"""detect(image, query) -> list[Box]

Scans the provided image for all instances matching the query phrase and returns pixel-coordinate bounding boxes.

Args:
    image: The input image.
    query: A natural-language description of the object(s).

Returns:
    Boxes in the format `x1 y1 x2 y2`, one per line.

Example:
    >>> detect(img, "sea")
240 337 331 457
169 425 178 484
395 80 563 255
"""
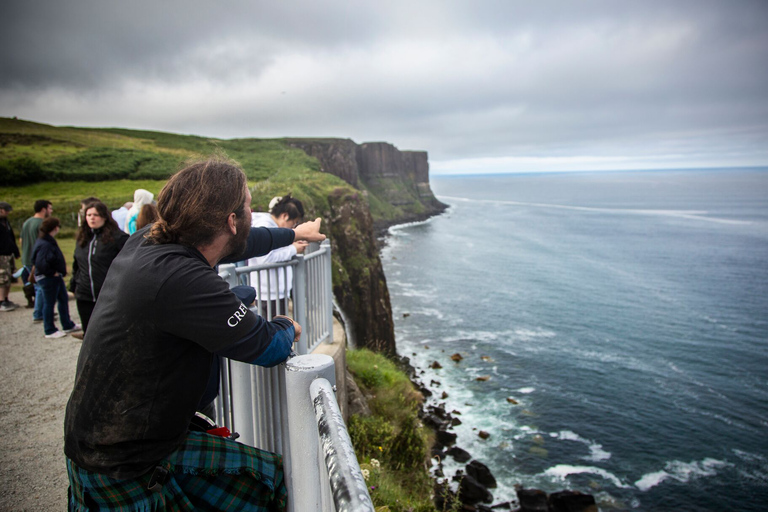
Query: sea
380 168 768 511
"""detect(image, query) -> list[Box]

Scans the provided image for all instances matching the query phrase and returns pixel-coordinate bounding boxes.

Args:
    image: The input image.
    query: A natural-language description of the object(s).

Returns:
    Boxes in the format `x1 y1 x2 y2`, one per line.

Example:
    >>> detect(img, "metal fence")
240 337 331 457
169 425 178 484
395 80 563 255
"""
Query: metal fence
215 239 373 511
218 239 334 355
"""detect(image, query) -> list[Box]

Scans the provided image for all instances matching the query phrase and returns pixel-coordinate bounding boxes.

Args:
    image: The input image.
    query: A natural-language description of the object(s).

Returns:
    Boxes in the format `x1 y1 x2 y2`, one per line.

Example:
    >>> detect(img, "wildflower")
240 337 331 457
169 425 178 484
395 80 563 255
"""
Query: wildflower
378 445 383 452
362 469 370 481
370 458 380 469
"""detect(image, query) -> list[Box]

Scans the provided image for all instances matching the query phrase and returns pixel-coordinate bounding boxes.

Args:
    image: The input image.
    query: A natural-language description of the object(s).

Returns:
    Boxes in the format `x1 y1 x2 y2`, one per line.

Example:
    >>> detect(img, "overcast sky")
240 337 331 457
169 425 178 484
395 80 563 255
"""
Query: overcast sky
2 1 767 174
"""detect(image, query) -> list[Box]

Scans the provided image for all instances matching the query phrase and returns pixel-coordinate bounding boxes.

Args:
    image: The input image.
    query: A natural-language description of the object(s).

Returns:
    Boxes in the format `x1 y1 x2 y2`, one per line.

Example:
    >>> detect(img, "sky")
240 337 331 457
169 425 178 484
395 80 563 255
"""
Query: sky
2 1 768 175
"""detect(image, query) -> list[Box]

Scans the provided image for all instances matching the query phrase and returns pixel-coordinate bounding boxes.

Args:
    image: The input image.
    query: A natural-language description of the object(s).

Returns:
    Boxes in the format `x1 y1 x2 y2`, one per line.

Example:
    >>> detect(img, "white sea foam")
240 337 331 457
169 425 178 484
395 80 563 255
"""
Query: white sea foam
634 458 731 491
517 387 535 394
543 465 631 489
552 430 611 462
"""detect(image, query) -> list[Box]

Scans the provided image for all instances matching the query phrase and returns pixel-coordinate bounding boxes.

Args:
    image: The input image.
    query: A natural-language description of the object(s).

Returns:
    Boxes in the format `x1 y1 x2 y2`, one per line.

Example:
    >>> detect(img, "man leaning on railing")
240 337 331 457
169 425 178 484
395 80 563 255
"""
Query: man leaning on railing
62 157 325 511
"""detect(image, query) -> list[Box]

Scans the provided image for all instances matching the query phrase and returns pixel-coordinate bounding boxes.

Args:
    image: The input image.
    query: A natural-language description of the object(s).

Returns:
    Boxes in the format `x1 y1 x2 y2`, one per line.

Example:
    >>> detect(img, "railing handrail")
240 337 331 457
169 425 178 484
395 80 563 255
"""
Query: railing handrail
218 239 333 355
311 378 375 512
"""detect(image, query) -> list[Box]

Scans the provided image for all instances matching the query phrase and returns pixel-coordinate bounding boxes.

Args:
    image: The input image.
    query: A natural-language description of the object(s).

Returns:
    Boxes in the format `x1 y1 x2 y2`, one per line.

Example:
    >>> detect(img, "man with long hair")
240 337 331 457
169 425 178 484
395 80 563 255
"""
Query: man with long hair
64 157 325 511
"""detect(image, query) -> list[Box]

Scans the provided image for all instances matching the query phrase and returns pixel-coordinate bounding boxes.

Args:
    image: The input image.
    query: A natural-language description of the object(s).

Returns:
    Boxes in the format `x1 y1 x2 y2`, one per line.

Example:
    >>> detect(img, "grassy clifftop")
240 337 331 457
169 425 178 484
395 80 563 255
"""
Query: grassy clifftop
1 117 396 353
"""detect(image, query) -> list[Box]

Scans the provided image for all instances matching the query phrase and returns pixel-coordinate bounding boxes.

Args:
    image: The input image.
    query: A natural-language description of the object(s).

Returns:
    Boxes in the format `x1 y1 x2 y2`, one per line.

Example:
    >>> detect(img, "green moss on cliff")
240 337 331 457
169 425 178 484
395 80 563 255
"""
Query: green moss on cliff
347 349 438 511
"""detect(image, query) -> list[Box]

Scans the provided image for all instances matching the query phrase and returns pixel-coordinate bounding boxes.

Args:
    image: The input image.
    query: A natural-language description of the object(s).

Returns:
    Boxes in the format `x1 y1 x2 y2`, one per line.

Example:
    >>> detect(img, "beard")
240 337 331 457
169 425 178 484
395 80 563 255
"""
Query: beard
224 213 251 260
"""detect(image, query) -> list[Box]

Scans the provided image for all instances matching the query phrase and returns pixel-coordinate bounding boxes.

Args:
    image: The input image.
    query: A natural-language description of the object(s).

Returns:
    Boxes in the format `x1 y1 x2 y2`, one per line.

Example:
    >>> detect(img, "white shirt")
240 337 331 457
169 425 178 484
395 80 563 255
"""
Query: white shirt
247 213 297 300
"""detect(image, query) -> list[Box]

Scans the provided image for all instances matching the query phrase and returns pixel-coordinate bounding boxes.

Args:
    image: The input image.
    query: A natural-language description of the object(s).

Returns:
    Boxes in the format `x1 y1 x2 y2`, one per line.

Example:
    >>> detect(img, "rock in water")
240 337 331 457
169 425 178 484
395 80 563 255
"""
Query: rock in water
476 375 490 381
466 460 497 489
430 361 442 369
549 490 598 512
478 430 491 440
451 353 463 362
517 489 549 512
436 429 457 446
457 474 493 505
447 446 471 463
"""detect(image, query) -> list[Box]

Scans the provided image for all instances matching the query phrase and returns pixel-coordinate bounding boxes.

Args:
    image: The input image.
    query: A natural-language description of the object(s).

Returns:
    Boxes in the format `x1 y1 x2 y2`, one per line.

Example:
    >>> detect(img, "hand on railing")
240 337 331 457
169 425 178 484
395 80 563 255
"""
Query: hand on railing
274 315 302 344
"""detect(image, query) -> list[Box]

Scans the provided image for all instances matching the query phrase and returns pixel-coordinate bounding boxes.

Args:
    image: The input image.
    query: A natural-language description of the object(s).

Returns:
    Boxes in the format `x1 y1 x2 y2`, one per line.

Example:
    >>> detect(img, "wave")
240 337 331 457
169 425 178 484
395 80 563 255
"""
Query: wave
437 195 752 225
634 458 731 492
543 464 631 489
551 430 611 462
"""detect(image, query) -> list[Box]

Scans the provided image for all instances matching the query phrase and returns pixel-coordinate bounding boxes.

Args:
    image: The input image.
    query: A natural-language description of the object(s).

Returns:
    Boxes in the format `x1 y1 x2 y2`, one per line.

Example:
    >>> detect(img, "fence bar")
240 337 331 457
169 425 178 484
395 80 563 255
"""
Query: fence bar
293 254 308 354
311 378 375 512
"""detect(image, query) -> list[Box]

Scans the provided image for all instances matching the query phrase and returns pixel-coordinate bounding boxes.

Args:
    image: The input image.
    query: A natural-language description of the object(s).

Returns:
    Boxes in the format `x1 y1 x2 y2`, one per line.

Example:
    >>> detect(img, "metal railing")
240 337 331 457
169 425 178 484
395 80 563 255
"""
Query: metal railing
215 239 373 511
218 239 334 355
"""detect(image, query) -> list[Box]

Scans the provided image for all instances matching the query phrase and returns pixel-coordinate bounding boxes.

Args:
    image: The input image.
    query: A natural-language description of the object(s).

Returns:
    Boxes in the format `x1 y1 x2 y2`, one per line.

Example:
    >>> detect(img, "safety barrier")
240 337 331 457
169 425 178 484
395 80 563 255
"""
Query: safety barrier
216 239 373 511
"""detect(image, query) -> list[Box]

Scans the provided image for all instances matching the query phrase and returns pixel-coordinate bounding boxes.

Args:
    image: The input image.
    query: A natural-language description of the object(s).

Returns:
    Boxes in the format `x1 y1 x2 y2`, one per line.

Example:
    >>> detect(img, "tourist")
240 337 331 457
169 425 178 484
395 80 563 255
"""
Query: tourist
20 199 52 315
125 188 154 234
31 217 81 339
248 195 308 318
64 157 325 510
135 203 159 231
0 201 21 312
71 201 129 338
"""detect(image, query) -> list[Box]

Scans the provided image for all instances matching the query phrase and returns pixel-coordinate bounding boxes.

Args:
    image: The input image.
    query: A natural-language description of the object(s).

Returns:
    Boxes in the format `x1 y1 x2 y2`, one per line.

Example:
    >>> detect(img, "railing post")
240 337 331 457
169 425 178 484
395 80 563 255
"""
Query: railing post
323 240 333 344
218 263 239 289
283 354 336 512
293 254 308 355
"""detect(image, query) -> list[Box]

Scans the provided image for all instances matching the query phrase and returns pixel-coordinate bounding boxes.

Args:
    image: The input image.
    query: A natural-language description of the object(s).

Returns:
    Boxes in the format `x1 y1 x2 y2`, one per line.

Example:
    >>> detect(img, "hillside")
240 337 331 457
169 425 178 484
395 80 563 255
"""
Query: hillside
0 117 445 354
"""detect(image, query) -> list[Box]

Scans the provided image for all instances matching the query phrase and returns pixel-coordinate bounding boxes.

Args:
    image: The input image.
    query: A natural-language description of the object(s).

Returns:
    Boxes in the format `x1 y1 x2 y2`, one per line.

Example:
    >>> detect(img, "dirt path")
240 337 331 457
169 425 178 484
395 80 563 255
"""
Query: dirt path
0 290 82 511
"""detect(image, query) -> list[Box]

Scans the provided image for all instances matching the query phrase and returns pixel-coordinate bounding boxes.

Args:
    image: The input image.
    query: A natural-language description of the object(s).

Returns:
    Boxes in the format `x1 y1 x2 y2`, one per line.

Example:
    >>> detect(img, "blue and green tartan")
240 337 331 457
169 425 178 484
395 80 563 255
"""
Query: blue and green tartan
67 431 287 511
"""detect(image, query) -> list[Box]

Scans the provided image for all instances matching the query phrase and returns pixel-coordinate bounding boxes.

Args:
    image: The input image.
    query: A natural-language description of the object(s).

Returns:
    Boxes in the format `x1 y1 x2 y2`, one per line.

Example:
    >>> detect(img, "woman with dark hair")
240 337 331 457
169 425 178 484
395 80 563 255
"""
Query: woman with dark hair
31 217 81 339
135 203 158 231
247 194 307 318
71 201 129 337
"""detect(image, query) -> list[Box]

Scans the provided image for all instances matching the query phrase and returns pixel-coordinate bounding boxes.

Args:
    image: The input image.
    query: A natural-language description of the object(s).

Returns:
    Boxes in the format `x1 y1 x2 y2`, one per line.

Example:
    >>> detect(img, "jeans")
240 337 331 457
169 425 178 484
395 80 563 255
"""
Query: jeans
38 276 76 335
21 266 44 320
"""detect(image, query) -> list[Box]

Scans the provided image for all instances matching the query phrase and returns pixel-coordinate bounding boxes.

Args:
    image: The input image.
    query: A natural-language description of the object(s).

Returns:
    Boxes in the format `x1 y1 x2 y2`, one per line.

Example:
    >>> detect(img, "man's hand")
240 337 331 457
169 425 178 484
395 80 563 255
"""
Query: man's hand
274 315 302 343
294 218 326 243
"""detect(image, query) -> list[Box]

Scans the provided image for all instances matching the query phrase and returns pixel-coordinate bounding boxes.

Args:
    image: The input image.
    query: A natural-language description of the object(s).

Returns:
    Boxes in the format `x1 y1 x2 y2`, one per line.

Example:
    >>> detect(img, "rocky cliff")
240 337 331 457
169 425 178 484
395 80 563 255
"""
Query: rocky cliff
285 138 446 355
287 139 447 232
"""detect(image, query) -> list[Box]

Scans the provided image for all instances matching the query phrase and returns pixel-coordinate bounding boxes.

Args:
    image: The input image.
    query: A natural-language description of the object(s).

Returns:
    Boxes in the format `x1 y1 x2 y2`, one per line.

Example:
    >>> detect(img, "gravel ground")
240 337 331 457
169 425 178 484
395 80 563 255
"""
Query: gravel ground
0 290 82 512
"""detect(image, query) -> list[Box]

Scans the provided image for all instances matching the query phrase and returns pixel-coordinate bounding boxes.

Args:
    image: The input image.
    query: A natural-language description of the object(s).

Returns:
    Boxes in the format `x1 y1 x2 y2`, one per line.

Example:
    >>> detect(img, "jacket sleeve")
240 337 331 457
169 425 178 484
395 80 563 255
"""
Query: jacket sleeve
221 226 295 264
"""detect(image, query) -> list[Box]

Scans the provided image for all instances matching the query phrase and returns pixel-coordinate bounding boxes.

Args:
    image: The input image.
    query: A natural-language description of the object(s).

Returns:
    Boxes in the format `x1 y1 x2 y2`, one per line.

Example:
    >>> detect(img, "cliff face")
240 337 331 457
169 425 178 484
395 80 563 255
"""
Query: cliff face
287 138 445 355
326 187 395 355
287 139 447 232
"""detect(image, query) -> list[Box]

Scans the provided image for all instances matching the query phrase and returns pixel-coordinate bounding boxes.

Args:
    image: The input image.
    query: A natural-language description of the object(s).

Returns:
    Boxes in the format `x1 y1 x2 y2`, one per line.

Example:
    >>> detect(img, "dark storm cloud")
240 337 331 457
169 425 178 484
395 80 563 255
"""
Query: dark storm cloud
2 0 767 172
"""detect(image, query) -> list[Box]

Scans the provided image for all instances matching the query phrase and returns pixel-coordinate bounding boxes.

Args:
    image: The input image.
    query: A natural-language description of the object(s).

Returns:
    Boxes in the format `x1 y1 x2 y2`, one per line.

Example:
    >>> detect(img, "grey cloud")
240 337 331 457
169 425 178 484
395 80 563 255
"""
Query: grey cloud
2 0 767 170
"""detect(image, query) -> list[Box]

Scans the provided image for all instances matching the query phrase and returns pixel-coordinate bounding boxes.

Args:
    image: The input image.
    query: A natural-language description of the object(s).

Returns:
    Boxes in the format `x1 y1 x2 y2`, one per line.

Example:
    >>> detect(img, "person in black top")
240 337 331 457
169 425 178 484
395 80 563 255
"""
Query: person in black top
71 200 129 335
31 217 82 339
0 201 20 311
64 157 325 510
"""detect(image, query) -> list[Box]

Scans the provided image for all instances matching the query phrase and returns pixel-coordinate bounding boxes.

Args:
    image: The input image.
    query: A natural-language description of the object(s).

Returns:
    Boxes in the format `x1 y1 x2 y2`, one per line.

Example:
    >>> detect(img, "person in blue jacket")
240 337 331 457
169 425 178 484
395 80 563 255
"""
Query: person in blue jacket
31 217 81 339
64 157 326 511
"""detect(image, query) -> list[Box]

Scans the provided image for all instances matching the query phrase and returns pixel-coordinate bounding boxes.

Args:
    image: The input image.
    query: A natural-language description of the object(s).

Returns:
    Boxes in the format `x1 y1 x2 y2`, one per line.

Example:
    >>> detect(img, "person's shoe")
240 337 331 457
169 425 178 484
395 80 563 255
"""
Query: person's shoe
45 331 67 339
71 332 84 341
0 301 18 312
64 324 82 333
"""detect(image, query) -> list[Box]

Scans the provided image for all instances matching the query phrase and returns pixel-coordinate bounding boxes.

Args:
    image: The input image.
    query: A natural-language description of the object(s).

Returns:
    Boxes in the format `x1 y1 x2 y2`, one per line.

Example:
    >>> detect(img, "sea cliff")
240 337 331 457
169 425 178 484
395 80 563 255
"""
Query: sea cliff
286 138 446 354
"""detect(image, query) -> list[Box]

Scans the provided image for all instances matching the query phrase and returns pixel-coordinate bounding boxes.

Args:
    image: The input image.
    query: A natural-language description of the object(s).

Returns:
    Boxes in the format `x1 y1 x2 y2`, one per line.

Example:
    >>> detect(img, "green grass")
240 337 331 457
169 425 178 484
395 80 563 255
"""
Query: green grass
347 349 439 511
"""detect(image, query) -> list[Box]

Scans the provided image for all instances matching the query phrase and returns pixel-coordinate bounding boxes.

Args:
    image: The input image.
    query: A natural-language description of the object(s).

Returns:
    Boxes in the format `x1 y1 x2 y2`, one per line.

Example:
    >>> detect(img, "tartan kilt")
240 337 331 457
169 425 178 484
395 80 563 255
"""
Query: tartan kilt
67 431 287 512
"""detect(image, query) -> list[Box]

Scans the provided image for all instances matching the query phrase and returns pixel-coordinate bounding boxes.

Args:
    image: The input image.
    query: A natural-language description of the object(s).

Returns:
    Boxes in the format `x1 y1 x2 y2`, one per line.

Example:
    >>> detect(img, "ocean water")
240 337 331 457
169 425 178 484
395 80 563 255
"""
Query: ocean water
380 169 768 511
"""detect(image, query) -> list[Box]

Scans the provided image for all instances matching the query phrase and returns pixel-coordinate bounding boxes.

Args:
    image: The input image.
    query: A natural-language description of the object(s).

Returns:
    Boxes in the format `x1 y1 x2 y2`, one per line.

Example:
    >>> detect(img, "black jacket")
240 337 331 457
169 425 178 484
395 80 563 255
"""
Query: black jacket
0 218 20 257
31 234 66 278
72 228 129 302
